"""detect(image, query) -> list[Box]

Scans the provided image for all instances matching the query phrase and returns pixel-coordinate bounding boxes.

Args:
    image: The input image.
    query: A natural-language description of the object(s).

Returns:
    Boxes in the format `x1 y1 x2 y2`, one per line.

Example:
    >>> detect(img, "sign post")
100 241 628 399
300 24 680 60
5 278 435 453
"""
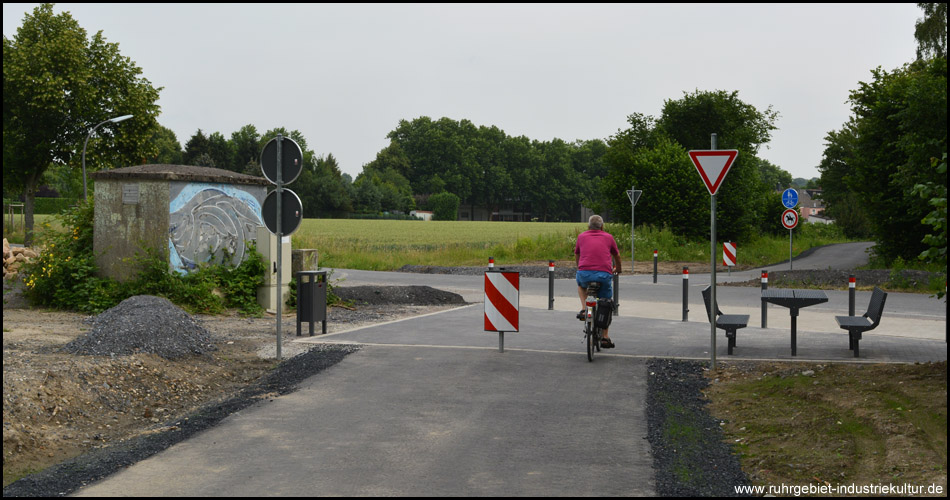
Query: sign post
689 136 738 370
260 134 303 360
782 208 799 269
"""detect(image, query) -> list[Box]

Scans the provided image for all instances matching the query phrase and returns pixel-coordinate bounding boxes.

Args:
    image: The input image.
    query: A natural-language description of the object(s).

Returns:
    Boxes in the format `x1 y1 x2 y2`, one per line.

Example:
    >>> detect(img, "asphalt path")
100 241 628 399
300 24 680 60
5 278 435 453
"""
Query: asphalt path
72 242 947 496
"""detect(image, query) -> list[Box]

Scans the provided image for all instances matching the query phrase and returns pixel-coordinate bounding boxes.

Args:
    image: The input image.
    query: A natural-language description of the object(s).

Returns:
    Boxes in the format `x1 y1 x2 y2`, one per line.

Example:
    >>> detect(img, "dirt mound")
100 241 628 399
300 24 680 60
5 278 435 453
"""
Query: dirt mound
62 295 216 360
335 285 466 306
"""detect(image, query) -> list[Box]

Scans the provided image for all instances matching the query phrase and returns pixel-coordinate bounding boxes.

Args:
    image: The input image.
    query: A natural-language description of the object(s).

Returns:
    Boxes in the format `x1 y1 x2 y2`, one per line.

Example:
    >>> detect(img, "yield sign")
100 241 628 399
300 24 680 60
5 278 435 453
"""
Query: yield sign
688 150 739 195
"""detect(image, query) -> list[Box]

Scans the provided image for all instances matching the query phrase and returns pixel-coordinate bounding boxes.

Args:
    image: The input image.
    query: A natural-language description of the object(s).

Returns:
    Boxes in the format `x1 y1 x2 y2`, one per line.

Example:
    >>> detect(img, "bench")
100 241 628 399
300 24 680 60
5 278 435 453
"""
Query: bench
702 286 750 355
835 287 887 357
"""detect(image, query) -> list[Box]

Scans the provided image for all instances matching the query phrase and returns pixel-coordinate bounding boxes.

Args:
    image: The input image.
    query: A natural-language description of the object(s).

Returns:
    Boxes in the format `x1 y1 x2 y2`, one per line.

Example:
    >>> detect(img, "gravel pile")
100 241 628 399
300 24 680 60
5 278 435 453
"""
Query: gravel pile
398 264 576 279
335 285 467 305
646 358 750 497
63 295 216 360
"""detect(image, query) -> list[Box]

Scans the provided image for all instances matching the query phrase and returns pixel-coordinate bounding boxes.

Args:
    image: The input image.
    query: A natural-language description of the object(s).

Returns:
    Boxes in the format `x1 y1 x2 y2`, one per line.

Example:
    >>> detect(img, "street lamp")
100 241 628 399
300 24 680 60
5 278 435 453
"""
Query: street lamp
81 114 133 200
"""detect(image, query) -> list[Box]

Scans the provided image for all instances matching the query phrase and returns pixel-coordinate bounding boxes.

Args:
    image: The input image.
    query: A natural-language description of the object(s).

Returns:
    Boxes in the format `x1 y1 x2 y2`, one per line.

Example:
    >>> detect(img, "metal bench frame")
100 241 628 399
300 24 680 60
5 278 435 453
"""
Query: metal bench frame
702 286 750 355
835 286 887 357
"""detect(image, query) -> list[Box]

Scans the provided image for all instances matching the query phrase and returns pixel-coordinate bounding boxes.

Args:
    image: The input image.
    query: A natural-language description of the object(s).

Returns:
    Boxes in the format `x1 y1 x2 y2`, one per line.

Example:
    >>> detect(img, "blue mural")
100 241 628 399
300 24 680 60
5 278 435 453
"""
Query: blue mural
168 183 262 274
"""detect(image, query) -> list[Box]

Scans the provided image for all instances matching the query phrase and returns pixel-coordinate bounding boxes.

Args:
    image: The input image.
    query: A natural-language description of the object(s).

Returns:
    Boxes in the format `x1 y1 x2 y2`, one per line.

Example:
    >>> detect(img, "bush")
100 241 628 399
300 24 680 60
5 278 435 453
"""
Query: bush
21 201 268 316
429 192 460 221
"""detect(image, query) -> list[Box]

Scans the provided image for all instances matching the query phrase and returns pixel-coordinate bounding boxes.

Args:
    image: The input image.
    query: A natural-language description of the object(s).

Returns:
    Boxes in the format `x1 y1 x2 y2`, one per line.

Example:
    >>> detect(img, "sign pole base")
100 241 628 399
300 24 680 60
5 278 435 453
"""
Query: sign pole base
499 331 504 353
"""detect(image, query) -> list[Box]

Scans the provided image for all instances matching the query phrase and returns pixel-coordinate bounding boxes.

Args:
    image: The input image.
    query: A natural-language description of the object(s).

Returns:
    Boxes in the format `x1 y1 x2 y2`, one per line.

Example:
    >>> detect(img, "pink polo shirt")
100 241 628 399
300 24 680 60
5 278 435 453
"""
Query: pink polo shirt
574 229 619 274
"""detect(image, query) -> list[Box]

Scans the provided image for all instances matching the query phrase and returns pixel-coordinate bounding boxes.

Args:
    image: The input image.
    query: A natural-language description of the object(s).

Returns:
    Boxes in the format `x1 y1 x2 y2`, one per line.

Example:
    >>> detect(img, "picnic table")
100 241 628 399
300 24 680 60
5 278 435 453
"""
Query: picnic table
761 289 829 356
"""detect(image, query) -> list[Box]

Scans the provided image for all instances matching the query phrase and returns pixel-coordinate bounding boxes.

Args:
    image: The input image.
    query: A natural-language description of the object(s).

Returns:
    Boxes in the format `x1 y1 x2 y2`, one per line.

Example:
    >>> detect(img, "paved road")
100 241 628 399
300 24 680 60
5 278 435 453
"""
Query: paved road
73 242 947 496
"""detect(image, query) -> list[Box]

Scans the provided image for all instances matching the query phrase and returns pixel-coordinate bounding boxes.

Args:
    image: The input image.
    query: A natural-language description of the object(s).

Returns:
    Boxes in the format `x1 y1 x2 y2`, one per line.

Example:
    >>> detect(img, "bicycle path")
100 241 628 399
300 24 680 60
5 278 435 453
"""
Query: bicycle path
74 310 654 496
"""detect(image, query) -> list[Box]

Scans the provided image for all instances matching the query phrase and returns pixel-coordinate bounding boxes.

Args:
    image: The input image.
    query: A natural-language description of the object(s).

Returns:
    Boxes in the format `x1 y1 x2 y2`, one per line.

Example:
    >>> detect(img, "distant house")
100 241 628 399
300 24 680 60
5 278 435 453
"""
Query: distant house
410 210 434 221
798 188 827 223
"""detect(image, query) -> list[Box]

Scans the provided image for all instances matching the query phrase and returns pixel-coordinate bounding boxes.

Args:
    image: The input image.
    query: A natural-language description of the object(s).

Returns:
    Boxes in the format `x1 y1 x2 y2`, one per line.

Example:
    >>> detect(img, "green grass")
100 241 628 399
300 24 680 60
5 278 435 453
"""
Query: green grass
291 219 855 271
8 215 856 271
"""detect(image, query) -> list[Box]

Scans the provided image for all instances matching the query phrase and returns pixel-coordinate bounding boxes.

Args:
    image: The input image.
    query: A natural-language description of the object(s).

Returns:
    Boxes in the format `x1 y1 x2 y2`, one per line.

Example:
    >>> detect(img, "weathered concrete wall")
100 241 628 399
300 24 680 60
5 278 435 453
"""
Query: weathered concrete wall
94 179 170 281
92 165 269 281
168 182 265 274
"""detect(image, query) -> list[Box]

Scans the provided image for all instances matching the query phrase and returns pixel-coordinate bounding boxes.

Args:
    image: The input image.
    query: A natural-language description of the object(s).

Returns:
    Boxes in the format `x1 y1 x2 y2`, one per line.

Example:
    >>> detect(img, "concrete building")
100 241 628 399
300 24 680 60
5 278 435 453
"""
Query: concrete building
91 164 269 281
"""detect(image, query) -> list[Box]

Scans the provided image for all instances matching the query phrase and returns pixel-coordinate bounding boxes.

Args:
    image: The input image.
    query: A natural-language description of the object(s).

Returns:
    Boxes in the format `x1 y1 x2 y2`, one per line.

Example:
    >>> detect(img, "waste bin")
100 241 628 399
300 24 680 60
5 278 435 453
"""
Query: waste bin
297 270 327 336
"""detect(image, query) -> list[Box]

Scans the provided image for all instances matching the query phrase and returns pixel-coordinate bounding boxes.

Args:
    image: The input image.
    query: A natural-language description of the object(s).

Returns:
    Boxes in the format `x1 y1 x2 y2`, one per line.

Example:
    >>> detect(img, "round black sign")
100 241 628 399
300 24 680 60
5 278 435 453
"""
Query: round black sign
261 188 303 236
260 136 303 185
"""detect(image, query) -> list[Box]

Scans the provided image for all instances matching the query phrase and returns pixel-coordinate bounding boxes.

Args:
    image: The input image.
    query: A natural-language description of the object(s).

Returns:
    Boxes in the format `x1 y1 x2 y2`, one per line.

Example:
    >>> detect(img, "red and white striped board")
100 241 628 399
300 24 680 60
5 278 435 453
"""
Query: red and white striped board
484 271 519 332
723 242 736 267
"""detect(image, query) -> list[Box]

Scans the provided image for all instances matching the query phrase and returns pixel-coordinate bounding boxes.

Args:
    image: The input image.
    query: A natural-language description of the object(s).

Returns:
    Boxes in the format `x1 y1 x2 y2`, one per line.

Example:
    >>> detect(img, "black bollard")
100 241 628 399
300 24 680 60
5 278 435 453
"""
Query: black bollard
849 275 855 316
761 270 768 328
682 266 689 322
548 260 555 310
653 249 658 284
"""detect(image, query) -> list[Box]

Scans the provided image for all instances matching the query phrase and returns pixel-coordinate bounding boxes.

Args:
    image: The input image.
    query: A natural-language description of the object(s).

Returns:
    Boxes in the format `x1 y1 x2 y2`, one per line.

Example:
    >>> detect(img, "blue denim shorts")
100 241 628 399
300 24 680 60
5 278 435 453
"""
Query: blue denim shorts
576 270 613 299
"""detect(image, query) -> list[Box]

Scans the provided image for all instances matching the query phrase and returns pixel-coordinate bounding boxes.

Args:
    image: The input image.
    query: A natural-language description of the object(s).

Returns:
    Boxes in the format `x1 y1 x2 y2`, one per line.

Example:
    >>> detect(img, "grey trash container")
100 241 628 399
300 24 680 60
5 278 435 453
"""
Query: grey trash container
297 270 327 336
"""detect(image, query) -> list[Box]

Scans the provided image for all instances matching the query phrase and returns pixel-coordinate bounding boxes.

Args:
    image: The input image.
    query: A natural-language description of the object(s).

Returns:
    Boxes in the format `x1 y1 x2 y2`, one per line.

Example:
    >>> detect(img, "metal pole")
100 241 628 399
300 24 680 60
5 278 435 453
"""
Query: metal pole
849 275 856 316
789 229 793 270
613 272 619 314
631 185 635 274
761 270 768 328
499 331 504 353
710 133 717 370
548 260 554 310
276 134 283 361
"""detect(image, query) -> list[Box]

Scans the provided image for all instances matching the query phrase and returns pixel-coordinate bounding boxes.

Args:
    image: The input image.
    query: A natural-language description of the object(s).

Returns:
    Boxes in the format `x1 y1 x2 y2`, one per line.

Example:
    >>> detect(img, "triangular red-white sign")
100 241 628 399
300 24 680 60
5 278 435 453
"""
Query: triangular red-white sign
688 150 738 195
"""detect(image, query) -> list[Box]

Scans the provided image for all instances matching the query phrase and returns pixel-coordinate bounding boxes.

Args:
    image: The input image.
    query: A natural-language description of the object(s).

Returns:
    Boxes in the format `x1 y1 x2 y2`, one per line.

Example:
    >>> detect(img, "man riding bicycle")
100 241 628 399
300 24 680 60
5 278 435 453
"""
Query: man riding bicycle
574 214 622 348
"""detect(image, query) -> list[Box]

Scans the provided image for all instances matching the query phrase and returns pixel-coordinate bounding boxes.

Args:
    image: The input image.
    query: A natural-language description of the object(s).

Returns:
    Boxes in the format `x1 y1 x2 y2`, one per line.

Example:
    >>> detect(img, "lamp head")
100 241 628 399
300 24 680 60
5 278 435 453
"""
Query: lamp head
110 114 133 123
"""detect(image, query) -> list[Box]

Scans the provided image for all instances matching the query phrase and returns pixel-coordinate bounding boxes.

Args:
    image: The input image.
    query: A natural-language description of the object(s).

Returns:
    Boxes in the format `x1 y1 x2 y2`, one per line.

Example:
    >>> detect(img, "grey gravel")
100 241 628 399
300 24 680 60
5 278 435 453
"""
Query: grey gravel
62 295 216 360
647 358 751 497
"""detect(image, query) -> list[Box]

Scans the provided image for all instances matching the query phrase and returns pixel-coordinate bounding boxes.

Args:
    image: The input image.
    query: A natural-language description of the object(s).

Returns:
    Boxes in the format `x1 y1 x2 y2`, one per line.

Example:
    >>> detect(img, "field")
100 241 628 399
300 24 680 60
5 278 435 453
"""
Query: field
291 219 588 269
289 218 854 271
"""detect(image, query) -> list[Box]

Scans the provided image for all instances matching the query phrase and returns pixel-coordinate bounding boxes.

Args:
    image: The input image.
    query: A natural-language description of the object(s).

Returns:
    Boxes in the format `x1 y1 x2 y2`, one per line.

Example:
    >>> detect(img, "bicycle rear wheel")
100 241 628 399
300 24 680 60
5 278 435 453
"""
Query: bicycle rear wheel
586 320 596 362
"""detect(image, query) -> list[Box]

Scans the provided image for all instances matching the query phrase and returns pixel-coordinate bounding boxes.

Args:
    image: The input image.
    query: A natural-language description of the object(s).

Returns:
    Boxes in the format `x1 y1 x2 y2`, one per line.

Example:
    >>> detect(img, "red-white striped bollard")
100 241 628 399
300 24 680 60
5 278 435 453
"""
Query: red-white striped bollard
488 256 494 271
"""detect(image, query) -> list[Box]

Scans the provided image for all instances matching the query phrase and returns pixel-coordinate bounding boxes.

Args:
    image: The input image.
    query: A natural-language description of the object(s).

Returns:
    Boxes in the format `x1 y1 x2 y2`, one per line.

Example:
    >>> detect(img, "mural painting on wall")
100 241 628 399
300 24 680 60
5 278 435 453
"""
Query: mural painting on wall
168 183 263 274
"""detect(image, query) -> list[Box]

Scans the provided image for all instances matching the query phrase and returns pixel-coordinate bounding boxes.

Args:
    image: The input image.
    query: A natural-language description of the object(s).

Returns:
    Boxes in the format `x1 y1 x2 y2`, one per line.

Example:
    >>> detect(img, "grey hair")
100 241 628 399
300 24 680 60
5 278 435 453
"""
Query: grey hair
588 215 604 230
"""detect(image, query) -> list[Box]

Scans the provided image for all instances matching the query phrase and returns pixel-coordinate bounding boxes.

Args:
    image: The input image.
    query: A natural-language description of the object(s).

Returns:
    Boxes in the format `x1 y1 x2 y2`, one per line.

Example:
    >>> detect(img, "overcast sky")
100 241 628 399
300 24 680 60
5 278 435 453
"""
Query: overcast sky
4 3 924 181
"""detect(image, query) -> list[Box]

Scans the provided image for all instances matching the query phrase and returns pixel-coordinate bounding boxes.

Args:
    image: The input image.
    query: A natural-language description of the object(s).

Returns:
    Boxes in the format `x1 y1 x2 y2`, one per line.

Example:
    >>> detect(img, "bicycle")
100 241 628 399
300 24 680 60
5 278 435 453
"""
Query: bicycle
582 281 603 362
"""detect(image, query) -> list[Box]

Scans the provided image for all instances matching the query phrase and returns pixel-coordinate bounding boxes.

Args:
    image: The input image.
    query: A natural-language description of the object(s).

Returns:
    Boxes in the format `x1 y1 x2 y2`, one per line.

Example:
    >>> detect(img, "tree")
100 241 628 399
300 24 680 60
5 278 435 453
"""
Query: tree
915 3 947 60
912 153 947 290
603 91 780 240
3 3 162 245
229 124 260 174
817 122 872 238
844 58 947 261
148 125 183 164
183 129 211 166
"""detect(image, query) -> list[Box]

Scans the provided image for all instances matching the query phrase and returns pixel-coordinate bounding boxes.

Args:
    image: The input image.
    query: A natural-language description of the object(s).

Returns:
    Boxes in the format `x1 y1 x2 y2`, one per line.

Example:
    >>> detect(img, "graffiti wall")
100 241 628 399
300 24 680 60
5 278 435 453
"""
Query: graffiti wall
168 182 264 274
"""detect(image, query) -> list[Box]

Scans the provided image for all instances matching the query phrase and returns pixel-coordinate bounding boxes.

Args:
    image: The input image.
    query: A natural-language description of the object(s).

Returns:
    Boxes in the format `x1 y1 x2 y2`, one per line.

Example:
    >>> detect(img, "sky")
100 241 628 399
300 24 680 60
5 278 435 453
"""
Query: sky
3 3 925 182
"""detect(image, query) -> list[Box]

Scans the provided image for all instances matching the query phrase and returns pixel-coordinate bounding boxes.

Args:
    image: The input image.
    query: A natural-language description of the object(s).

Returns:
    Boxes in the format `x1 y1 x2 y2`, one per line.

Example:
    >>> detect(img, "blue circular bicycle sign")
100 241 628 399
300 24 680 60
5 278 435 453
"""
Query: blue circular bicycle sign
782 188 799 209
